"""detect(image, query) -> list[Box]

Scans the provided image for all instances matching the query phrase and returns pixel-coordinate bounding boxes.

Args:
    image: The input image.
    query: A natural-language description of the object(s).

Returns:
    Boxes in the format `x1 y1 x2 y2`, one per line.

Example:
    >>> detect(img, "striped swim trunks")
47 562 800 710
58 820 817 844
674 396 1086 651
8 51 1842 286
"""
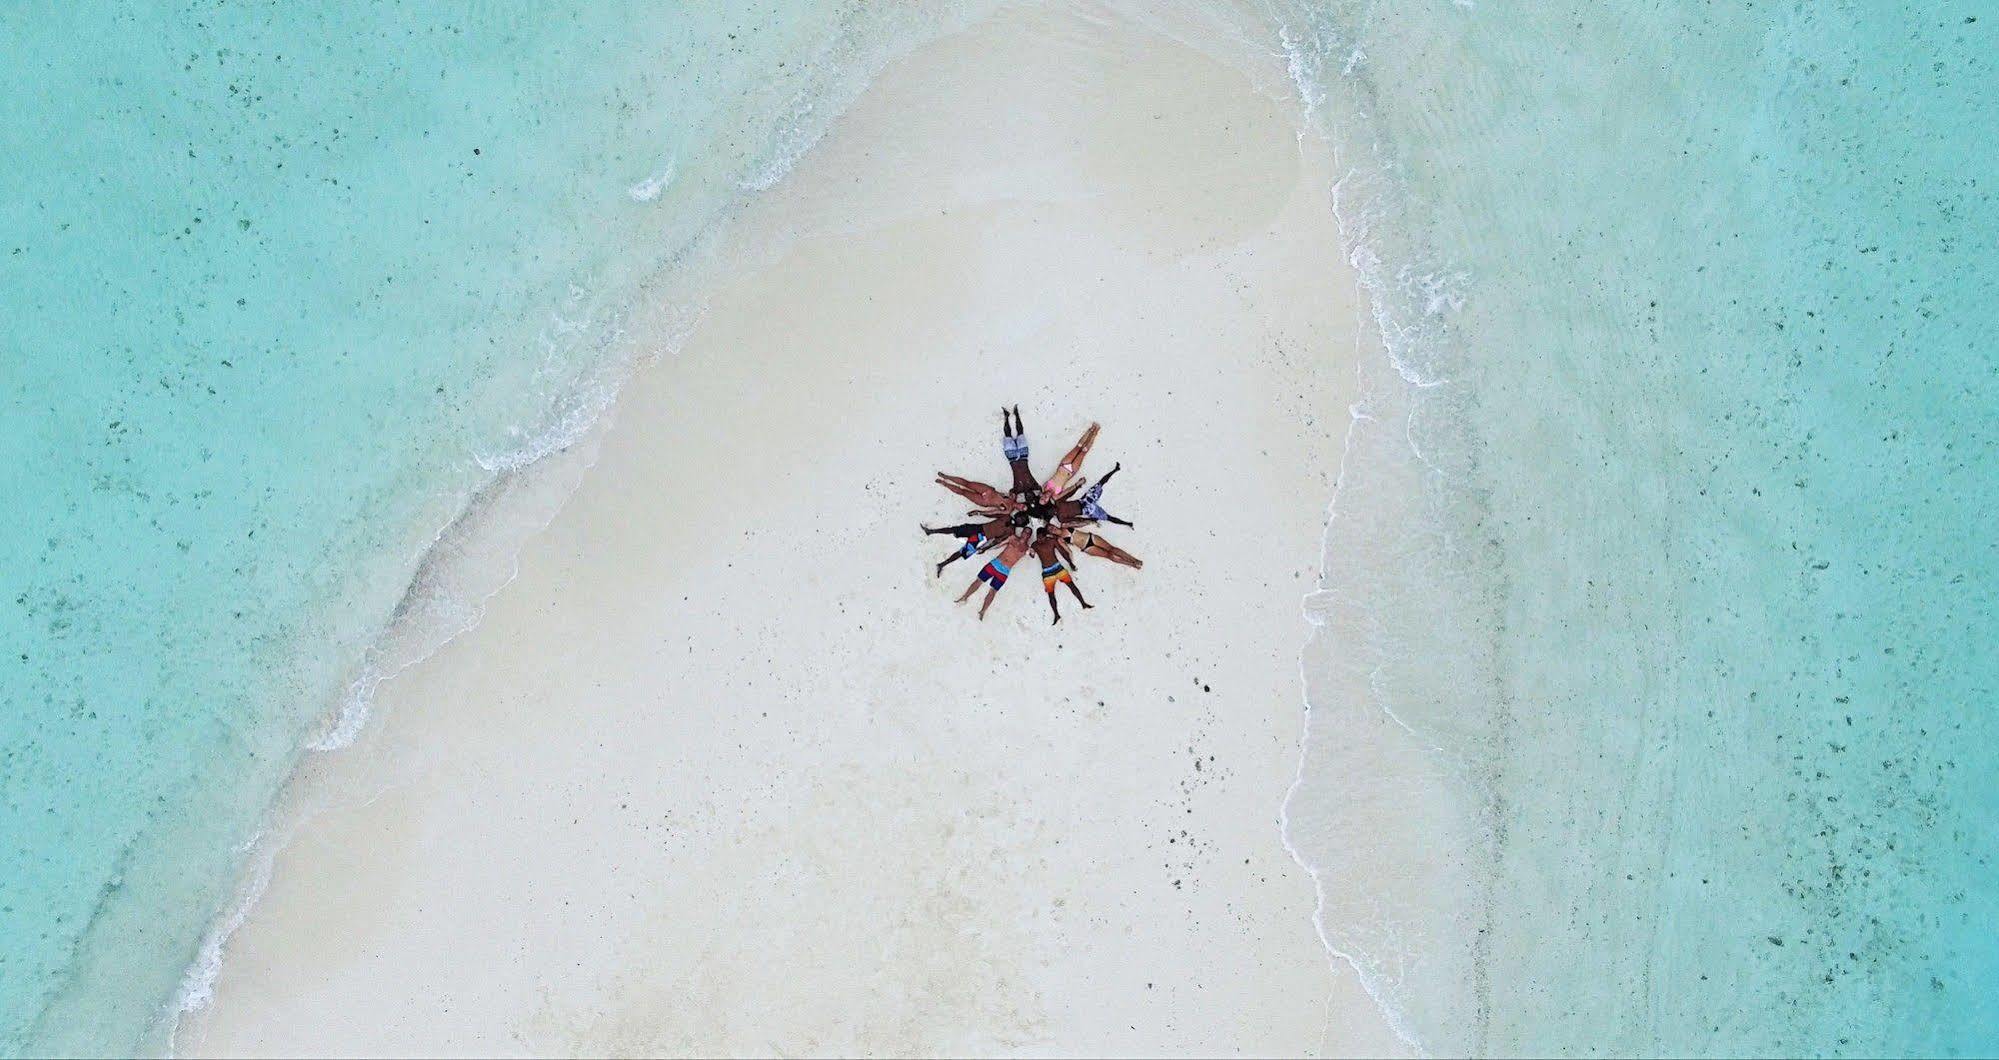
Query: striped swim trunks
1041 561 1071 592
978 558 1011 588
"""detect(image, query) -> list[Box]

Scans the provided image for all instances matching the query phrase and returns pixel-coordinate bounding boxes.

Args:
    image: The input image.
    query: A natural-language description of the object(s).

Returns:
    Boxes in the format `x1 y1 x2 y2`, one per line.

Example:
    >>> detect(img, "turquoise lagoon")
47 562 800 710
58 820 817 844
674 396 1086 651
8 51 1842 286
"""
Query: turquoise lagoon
1 0 1993 1055
0 1 964 1053
1276 0 1996 1055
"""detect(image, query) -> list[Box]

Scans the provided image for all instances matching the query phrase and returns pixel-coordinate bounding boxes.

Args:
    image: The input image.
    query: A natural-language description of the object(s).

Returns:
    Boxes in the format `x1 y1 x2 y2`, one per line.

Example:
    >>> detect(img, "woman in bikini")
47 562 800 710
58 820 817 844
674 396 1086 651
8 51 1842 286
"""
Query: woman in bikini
1055 523 1142 569
956 526 1033 620
1002 405 1040 502
1041 422 1100 498
1031 526 1091 624
923 511 1025 576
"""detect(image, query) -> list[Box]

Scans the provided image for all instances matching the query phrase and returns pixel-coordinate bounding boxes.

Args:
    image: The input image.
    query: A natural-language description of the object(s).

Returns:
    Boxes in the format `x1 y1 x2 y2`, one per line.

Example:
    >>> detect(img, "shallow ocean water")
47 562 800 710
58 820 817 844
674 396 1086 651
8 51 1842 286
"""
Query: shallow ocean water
0 1 968 1052
1 0 1992 1055
1276 0 1996 1054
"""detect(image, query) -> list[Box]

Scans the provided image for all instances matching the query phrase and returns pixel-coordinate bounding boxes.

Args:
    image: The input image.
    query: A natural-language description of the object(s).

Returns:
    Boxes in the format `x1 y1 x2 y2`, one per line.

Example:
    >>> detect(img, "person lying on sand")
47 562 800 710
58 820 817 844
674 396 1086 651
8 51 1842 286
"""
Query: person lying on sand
1042 421 1100 498
924 511 1027 576
935 472 1019 513
1032 526 1091 624
1002 405 1041 502
1028 475 1088 518
956 526 1033 620
1055 523 1143 570
1052 462 1132 527
1018 473 1087 523
1056 461 1132 526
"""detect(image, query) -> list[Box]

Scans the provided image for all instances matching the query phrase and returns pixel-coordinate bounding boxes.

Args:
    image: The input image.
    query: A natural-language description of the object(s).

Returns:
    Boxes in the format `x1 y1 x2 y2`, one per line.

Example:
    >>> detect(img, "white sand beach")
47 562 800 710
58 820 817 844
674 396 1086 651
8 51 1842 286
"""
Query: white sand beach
178 3 1407 1054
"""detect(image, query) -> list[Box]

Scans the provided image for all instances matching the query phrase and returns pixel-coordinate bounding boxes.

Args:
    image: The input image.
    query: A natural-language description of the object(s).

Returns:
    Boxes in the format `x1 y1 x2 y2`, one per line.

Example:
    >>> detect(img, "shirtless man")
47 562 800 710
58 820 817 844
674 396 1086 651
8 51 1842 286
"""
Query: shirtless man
923 511 1026 576
1042 421 1100 498
956 525 1032 620
1055 523 1143 569
935 472 1018 513
1053 461 1132 527
1001 405 1040 502
1032 526 1091 624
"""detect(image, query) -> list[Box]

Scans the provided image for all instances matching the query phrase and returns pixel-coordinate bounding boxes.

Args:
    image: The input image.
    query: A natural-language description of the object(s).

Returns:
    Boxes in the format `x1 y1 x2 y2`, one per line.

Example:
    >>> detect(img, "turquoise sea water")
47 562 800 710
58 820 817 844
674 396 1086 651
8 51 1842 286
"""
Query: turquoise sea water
0 2 966 1053
1276 0 1996 1055
4 0 1992 1055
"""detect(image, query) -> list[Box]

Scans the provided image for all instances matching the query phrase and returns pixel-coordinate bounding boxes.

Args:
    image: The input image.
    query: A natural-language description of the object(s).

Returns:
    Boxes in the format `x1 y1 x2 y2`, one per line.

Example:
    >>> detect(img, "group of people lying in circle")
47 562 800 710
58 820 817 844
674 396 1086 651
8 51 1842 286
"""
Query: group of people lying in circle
925 406 1141 624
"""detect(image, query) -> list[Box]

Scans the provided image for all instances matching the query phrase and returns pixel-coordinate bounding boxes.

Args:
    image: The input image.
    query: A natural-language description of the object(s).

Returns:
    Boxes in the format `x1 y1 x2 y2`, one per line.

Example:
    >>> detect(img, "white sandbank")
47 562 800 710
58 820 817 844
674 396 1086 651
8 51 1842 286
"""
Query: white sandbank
178 3 1408 1054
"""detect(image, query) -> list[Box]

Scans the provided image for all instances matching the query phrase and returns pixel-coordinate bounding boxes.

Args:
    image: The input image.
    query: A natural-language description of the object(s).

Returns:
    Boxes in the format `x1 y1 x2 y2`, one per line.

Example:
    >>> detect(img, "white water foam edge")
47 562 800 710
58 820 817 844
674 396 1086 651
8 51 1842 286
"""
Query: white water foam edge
1270 12 1495 1053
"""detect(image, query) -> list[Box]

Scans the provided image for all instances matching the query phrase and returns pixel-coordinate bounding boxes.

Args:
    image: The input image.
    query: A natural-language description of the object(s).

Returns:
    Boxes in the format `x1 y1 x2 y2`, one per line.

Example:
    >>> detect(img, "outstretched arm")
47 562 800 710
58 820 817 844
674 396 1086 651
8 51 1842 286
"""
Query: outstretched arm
936 478 984 504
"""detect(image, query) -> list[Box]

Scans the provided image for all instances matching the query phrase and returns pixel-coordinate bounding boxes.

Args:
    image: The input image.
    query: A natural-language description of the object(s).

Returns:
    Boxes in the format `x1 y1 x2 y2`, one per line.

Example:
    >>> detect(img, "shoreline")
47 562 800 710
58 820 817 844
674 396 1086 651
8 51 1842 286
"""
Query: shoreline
161 411 620 1050
152 7 971 1044
175 3 1413 1054
1280 380 1429 1056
